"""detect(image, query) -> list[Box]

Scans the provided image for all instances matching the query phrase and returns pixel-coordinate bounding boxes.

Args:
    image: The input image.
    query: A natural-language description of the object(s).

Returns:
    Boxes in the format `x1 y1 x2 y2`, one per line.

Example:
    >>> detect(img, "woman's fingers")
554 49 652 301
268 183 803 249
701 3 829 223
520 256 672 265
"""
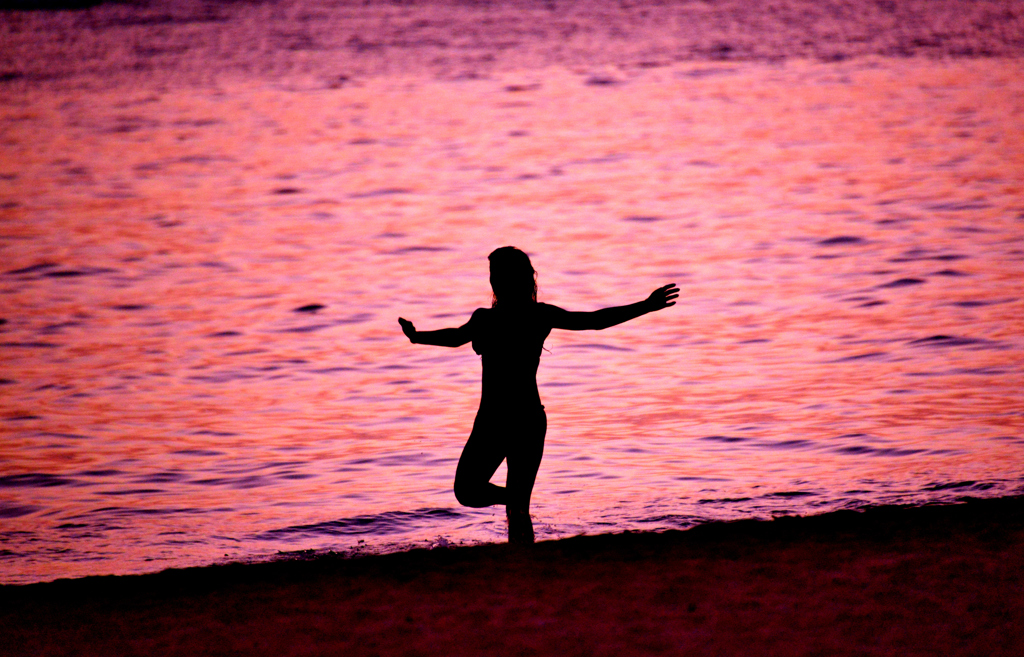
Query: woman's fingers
650 284 680 308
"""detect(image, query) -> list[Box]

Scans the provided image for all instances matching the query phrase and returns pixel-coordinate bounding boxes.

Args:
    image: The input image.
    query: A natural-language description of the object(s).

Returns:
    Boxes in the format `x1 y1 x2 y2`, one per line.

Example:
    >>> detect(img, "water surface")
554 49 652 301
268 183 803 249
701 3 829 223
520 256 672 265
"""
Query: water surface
2 56 1023 584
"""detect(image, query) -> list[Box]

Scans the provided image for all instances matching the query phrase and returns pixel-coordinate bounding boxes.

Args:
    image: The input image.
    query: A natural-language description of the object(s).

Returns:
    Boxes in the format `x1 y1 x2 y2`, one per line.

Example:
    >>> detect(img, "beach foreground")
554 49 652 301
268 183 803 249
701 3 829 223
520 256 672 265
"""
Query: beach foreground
2 496 1022 656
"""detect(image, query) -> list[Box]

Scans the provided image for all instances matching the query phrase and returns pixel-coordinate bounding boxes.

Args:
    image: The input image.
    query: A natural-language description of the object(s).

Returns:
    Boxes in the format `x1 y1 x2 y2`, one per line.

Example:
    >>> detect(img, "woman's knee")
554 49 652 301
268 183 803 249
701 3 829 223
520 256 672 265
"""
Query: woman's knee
455 469 506 508
453 474 485 507
453 478 474 507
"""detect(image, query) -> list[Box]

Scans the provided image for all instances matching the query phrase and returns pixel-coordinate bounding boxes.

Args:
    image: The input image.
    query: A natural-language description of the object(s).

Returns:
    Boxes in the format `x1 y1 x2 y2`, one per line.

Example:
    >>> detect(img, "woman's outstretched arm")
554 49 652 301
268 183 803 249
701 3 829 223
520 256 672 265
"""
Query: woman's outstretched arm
398 317 472 347
549 284 679 331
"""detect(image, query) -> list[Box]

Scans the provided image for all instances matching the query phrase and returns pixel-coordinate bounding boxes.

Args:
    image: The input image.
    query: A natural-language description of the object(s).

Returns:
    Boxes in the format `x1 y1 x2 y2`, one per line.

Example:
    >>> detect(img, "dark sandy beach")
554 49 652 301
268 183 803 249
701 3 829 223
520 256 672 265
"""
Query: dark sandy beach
3 496 1022 656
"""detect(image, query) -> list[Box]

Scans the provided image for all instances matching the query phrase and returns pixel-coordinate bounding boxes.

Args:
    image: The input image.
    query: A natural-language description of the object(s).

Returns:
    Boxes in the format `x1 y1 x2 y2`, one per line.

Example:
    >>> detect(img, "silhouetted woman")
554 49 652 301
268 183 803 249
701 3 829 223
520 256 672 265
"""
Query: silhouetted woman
399 247 678 543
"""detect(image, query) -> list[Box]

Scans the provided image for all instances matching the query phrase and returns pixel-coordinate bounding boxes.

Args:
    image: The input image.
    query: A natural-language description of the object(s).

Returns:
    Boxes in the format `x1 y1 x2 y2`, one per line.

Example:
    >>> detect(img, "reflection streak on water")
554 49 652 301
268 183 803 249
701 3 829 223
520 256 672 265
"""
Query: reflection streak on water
1 57 1023 583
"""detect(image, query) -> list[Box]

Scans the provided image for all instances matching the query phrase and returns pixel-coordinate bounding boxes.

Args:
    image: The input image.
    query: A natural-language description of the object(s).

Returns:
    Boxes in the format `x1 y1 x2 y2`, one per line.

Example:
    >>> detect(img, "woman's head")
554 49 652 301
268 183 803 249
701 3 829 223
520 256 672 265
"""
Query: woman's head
488 246 537 307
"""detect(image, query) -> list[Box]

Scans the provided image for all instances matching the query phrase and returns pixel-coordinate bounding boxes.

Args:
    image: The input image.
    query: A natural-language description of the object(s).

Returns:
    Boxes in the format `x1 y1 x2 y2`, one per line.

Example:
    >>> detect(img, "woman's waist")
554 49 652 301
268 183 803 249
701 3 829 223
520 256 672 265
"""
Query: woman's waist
476 400 546 424
478 387 543 409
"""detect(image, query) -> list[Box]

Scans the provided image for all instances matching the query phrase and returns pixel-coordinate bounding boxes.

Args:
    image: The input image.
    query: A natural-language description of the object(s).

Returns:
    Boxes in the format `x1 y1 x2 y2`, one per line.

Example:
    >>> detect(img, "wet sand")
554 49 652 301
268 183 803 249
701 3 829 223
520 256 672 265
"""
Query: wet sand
2 496 1022 656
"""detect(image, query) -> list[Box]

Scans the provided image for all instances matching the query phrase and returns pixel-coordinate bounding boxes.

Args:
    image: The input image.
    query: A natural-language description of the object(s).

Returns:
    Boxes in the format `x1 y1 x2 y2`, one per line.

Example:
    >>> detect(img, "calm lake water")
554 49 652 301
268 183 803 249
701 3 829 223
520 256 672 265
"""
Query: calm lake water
2 55 1023 585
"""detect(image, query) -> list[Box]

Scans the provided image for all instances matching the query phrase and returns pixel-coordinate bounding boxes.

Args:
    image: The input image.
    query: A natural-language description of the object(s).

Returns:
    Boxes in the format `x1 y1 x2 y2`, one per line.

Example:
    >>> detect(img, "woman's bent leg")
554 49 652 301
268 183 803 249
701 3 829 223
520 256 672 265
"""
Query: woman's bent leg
453 413 507 508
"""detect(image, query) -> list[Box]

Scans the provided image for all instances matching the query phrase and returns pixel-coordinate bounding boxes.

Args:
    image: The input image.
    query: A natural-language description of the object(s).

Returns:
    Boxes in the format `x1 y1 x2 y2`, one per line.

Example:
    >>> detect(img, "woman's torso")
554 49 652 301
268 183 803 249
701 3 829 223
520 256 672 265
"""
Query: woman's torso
470 303 554 410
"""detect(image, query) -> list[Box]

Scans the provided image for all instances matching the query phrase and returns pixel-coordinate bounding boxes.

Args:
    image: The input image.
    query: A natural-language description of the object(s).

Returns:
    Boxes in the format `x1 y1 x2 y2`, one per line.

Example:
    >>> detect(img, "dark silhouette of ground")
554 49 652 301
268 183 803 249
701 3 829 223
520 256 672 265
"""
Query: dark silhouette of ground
2 496 1022 657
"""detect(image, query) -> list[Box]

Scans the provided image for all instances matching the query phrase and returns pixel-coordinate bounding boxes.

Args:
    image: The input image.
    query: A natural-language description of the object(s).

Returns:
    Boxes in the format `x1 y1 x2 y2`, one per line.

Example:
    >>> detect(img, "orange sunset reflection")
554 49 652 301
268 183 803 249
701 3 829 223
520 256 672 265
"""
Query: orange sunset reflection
1 46 1022 583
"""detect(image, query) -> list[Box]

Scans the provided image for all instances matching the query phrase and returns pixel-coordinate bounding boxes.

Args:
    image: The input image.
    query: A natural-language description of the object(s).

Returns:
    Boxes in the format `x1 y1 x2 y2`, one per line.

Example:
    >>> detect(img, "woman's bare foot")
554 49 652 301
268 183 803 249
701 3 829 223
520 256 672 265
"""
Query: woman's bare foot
507 508 535 544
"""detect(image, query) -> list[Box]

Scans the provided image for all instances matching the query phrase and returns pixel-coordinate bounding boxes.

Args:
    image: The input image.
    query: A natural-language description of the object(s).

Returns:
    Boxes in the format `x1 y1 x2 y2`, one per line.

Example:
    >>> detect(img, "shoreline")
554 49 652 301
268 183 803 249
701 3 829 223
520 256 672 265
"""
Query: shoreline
3 495 1022 655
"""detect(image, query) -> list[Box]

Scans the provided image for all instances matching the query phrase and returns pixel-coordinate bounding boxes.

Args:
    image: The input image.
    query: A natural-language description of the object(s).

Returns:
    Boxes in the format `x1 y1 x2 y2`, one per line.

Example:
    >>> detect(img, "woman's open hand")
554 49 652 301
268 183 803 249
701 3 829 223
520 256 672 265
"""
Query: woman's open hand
398 317 417 342
645 284 679 311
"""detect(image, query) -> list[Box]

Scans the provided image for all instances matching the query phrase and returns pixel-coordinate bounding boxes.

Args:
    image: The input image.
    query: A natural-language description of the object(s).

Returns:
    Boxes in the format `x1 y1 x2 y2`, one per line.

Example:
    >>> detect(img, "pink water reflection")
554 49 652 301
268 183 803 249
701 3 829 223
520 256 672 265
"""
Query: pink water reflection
1 57 1023 584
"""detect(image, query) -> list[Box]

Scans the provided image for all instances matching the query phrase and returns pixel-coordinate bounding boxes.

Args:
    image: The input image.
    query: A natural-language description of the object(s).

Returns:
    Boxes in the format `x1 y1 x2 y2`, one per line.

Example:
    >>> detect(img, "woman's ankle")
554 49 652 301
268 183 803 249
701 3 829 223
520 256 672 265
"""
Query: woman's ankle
506 507 535 544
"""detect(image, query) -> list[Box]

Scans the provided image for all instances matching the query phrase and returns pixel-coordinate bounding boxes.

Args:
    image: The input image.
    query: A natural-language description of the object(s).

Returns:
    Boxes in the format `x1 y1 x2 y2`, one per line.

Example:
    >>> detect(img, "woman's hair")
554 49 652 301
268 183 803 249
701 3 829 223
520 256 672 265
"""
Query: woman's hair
488 246 537 307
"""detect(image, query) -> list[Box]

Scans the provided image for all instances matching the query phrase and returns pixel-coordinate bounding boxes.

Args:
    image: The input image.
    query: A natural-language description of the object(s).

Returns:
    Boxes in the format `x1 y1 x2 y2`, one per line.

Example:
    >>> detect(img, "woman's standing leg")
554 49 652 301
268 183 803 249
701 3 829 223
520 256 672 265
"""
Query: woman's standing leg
505 407 547 543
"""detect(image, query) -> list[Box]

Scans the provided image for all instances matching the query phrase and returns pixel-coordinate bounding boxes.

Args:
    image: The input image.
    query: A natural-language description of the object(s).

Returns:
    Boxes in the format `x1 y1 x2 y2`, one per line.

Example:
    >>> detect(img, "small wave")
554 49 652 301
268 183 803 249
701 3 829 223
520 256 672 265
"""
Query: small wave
772 439 814 449
193 475 280 490
504 83 541 93
947 367 1007 375
173 448 225 456
0 473 75 488
277 323 334 334
43 267 116 278
951 299 1013 308
351 188 413 199
70 506 201 518
697 434 929 459
925 201 992 212
5 262 59 276
256 508 465 540
889 253 967 263
632 513 700 528
134 472 189 484
676 67 737 79
907 334 990 347
334 313 375 325
700 435 747 443
878 277 925 288
830 351 887 362
383 245 449 255
343 452 438 468
922 480 990 492
0 503 39 518
833 445 924 457
698 497 752 504
817 235 864 246
97 488 165 496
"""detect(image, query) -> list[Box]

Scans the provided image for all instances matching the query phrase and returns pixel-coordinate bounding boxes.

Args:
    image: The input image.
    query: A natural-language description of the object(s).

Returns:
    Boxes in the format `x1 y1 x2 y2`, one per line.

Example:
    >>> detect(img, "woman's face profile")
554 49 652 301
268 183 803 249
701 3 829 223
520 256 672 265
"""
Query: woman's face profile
490 267 527 303
487 246 538 306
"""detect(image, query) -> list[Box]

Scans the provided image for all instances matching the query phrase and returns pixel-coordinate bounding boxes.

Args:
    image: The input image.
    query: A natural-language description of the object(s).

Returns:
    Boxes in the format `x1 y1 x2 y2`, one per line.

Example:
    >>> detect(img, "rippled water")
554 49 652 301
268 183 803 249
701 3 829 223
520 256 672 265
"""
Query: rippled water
2 56 1023 585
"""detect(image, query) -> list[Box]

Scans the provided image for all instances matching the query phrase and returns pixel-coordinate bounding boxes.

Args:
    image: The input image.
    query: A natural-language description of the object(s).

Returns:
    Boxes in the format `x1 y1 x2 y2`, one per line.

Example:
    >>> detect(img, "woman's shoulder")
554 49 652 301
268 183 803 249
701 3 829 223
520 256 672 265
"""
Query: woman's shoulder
466 307 492 329
536 302 566 318
467 308 491 355
470 303 563 323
